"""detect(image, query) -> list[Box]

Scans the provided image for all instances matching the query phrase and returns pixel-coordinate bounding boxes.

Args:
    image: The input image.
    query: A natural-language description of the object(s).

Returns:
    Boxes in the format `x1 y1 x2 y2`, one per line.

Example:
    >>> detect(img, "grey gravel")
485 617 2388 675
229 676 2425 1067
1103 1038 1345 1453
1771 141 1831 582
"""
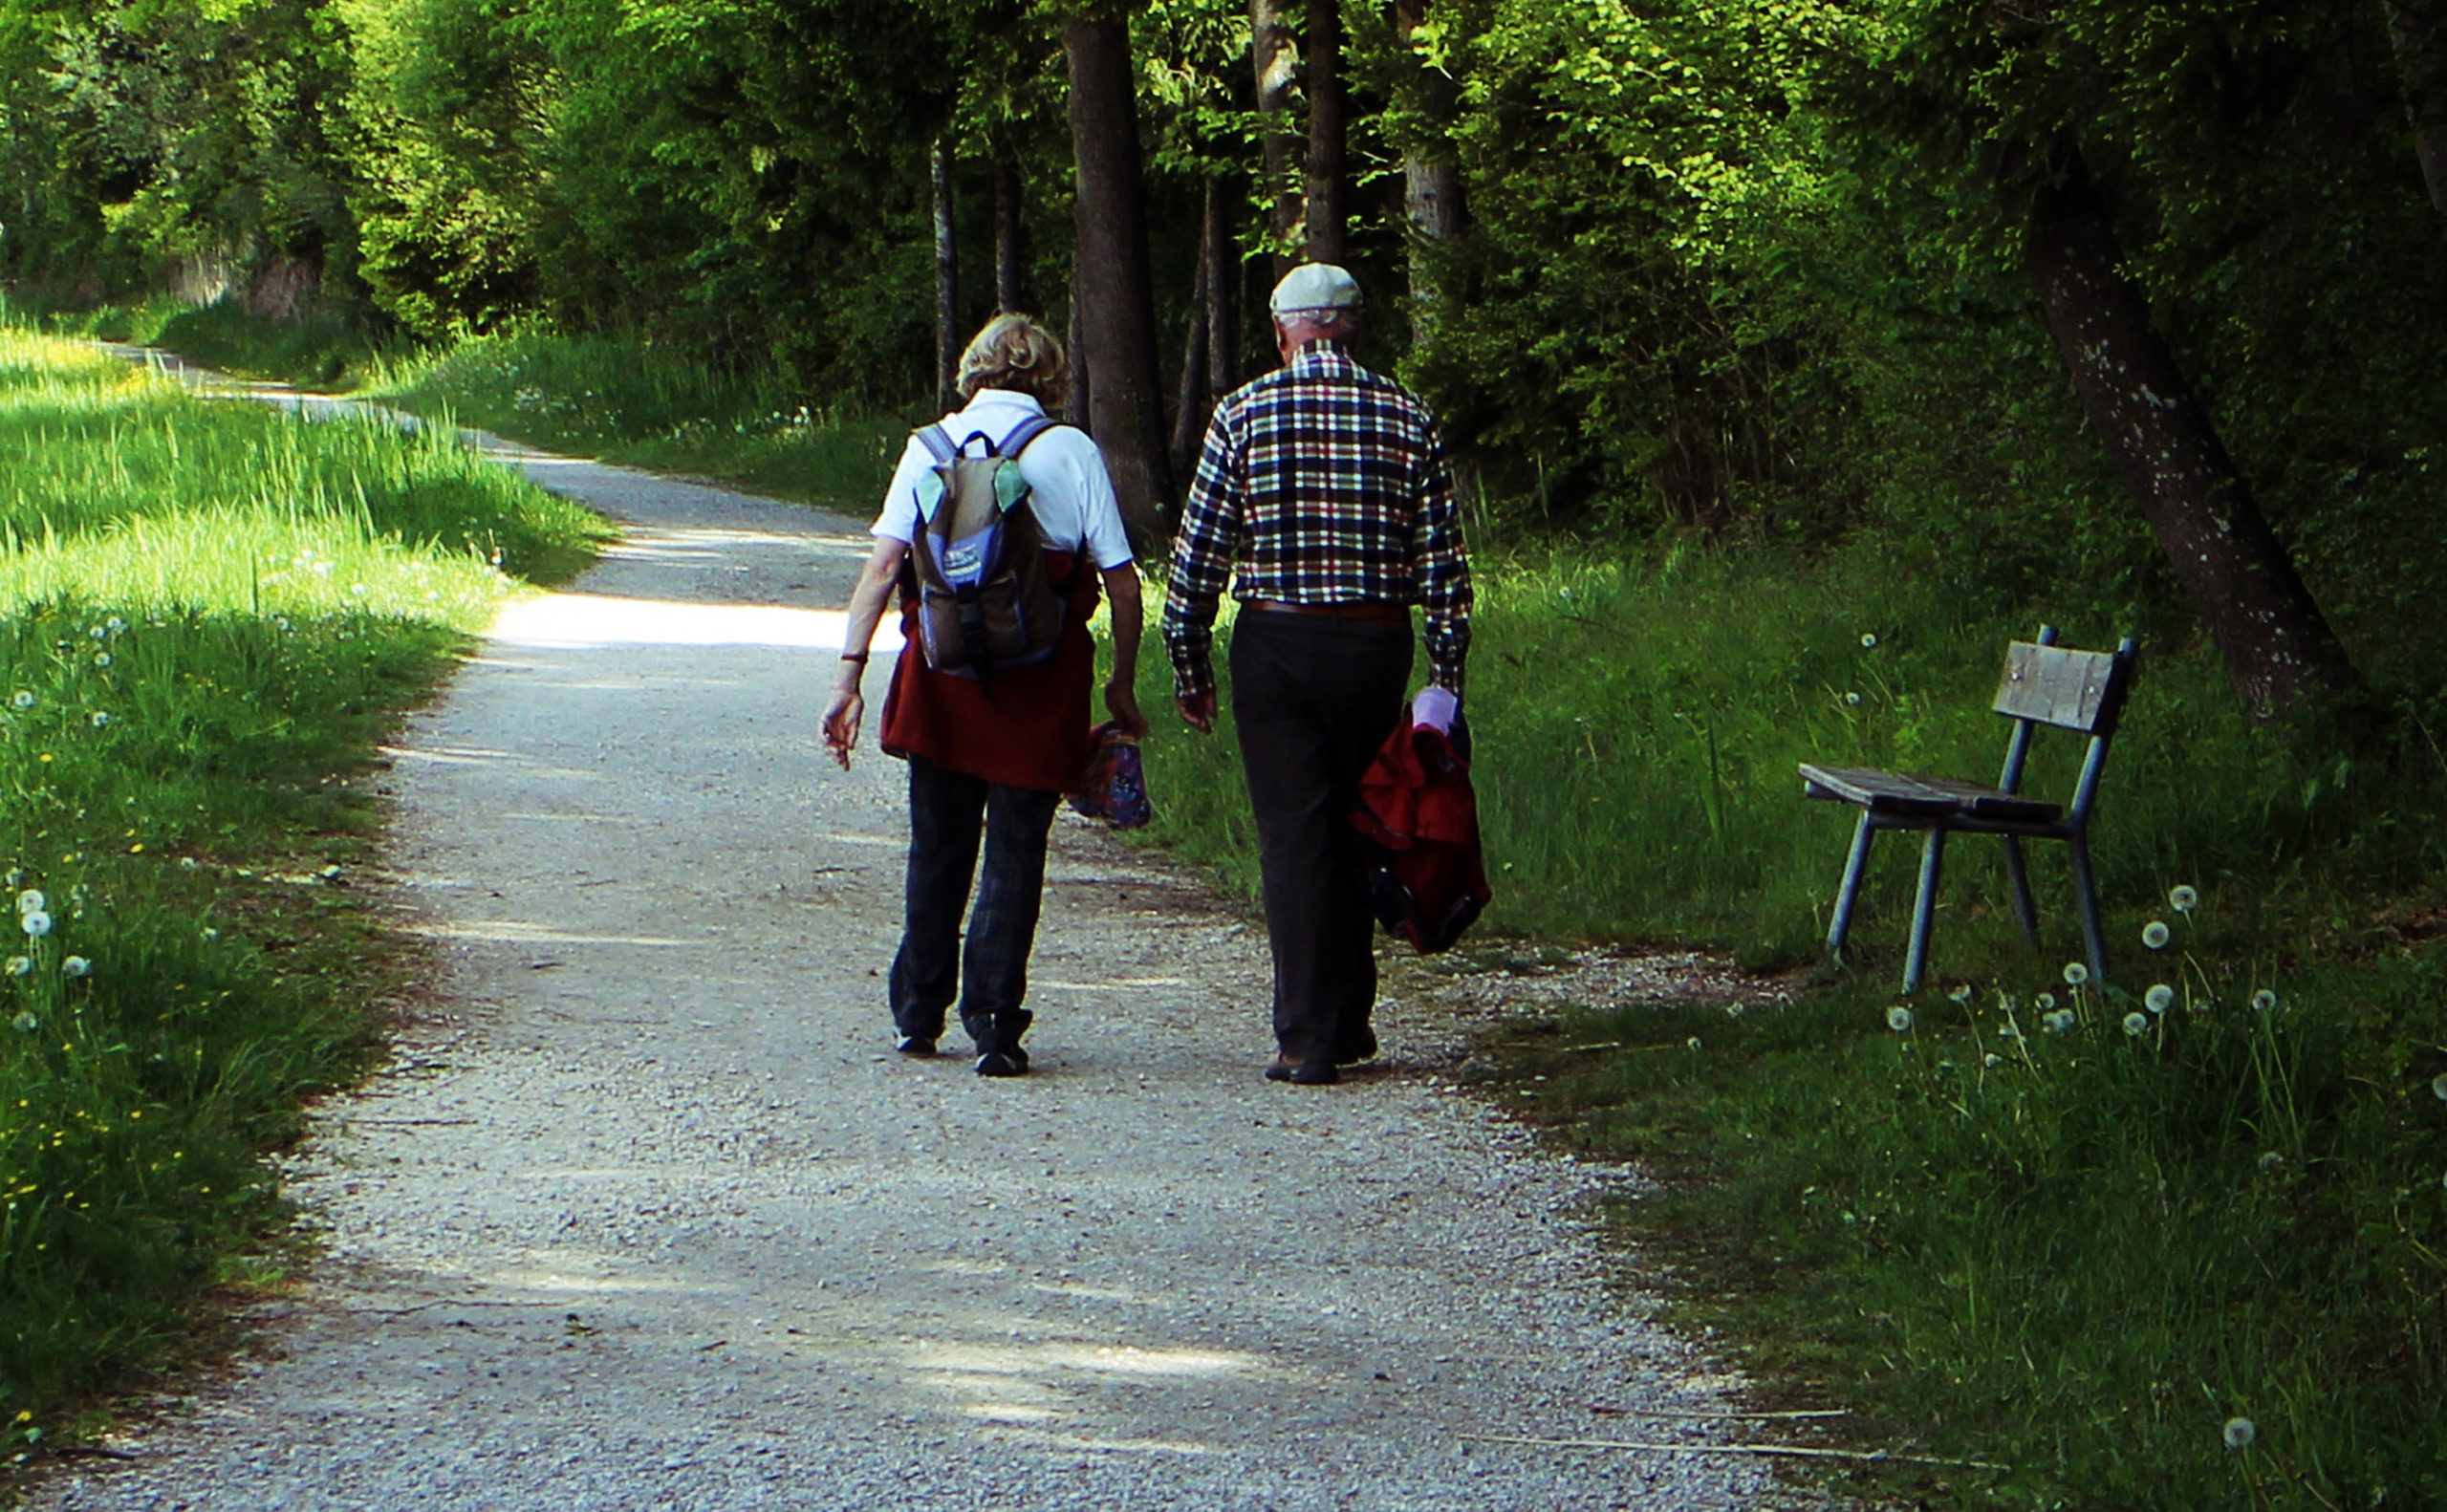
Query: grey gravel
37 357 1836 1510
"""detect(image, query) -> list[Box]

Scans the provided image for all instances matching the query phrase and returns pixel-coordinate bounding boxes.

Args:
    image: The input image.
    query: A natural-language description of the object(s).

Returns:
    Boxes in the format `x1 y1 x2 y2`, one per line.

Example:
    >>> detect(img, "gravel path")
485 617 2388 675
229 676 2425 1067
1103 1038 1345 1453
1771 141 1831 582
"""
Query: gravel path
38 367 1826 1510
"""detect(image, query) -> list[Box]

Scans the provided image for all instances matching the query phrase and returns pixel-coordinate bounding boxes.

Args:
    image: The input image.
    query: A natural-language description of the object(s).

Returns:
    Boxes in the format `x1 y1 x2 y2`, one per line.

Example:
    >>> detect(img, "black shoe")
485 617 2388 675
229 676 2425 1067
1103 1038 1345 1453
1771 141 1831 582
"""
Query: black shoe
1335 1030 1379 1067
1264 1056 1298 1083
975 1049 1029 1078
895 1034 938 1057
1289 1057 1340 1086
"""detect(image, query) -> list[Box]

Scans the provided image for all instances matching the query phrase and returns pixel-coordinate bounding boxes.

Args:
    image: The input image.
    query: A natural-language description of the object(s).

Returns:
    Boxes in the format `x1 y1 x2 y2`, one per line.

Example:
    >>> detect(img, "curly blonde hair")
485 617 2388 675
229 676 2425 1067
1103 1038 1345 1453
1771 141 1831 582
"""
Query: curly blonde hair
955 313 1071 410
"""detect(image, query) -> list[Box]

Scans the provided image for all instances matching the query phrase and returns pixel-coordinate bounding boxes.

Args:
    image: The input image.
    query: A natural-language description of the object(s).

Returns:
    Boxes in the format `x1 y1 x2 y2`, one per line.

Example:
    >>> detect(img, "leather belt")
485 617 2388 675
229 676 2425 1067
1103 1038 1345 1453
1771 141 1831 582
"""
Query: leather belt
1245 598 1410 626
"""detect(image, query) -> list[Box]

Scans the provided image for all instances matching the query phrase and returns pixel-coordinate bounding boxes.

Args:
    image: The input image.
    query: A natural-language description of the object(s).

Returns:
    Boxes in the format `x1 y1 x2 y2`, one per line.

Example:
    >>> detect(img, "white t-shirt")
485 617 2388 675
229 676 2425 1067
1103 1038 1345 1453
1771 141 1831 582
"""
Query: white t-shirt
873 389 1135 569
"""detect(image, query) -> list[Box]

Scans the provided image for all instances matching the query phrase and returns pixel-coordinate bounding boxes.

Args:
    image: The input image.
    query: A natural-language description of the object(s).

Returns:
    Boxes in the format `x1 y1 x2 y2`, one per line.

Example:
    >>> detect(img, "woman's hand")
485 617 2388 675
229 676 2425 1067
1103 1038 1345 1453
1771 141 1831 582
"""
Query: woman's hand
1104 679 1150 739
820 686 864 770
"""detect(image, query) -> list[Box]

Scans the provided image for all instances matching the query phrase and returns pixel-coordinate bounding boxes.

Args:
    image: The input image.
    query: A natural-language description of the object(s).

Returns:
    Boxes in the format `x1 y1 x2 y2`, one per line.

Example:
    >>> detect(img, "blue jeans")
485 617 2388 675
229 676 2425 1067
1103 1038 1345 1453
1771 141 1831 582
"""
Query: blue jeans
889 755 1061 1053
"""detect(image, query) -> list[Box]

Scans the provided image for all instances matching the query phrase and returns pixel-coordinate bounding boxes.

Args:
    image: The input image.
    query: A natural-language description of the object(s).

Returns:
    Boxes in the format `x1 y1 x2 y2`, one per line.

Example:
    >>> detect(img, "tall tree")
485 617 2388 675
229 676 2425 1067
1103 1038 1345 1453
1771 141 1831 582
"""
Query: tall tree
2024 142 2361 723
1392 0 1462 336
1250 0 1302 280
932 136 961 412
992 153 1027 311
1202 170 1242 398
2384 0 2447 219
1303 0 1346 264
1064 13 1173 534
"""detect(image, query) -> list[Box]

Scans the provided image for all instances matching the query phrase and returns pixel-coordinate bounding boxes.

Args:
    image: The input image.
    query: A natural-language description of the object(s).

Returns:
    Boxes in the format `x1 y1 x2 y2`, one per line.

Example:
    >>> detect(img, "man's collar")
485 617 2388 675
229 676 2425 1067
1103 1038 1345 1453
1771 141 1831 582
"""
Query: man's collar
1289 338 1353 370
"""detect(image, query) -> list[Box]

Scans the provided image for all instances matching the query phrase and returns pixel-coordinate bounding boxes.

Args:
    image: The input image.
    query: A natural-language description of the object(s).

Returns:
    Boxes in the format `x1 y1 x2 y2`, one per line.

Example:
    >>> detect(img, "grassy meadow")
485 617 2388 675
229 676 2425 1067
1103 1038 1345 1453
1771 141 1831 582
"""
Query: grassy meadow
0 327 607 1447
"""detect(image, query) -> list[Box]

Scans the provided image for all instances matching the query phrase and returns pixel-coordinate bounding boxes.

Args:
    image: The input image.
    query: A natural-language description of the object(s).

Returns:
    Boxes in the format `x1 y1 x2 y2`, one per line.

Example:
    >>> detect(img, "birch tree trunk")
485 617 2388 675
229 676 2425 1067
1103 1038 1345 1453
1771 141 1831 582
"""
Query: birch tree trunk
1303 0 1346 266
2383 0 2447 220
1064 15 1174 537
1394 0 1464 338
1250 0 1303 283
931 137 960 413
2024 142 2360 724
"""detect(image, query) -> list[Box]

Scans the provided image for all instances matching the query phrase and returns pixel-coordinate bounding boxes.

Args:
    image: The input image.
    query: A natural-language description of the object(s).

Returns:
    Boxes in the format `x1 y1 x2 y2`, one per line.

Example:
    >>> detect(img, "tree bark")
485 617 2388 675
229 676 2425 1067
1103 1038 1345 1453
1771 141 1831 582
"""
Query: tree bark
2023 142 2360 724
1203 171 1242 399
932 137 960 413
1303 0 1346 266
1064 14 1175 537
1394 0 1464 339
2383 0 2447 220
1068 264 1092 424
1171 237 1213 484
993 155 1027 312
1250 0 1303 283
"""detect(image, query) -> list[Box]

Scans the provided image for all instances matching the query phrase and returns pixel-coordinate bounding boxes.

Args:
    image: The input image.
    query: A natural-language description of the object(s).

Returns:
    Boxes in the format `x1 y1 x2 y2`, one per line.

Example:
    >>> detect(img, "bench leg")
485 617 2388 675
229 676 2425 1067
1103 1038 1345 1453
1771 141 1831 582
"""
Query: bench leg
1904 828 1946 994
1826 811 1875 962
2001 836 2041 951
2068 830 2109 988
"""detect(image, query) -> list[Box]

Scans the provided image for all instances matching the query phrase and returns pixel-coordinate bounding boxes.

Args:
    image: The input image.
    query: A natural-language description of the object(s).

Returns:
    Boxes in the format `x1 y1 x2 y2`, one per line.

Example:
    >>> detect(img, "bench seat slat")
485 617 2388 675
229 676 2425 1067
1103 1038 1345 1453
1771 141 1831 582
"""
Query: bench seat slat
1799 763 2064 826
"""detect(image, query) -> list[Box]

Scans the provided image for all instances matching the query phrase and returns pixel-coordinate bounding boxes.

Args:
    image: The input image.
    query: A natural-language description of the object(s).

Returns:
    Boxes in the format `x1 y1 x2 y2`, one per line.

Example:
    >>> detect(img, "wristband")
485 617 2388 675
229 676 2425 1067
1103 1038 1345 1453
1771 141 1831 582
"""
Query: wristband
839 652 868 665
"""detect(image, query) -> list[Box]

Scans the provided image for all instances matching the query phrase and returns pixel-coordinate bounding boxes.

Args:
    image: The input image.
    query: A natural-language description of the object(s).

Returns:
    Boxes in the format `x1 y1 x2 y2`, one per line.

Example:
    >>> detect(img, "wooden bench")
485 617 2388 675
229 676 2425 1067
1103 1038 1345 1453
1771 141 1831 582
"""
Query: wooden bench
1800 627 2140 992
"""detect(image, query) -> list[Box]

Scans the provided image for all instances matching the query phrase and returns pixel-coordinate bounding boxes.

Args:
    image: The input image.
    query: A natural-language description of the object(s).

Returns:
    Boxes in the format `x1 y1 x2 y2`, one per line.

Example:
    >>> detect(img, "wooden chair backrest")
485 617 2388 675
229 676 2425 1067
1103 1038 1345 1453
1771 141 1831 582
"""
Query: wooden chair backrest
1991 638 2135 734
1990 628 2140 819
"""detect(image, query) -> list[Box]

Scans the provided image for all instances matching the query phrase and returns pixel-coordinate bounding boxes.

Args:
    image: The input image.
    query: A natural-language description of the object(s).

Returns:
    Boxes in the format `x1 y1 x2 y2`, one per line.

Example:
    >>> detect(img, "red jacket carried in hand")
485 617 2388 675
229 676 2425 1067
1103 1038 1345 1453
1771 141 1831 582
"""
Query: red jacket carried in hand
1351 712 1491 955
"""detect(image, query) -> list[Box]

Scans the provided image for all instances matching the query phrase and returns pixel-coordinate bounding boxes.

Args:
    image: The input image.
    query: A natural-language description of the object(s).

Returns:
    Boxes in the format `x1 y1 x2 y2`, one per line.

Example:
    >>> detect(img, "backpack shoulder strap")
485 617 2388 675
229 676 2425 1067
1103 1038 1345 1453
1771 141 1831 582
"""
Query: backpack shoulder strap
915 424 958 464
1001 415 1070 457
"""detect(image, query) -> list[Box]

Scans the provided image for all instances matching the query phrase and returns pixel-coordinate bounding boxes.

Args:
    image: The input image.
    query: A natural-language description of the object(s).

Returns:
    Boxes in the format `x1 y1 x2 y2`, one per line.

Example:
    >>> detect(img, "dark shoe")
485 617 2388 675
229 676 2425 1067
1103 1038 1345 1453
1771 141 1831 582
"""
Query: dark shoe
975 1049 1029 1078
895 1034 938 1057
1335 1029 1379 1066
1289 1057 1340 1086
1264 1055 1298 1083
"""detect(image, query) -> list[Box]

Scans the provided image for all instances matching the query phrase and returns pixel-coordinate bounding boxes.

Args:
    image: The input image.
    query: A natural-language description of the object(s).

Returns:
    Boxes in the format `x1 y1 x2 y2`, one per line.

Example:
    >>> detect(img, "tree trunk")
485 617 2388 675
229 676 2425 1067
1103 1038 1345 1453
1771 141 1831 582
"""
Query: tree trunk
1394 0 1464 339
1203 171 1242 399
932 137 960 413
2023 142 2360 724
1303 0 1346 266
1068 264 1092 424
993 155 1027 312
1171 240 1212 484
2384 0 2447 220
1064 15 1175 537
1250 0 1303 283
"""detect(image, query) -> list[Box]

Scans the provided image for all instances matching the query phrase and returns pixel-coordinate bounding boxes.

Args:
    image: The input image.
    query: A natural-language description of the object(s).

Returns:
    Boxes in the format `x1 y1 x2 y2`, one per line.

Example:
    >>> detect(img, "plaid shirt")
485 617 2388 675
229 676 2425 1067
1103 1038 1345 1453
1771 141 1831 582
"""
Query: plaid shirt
1164 342 1472 699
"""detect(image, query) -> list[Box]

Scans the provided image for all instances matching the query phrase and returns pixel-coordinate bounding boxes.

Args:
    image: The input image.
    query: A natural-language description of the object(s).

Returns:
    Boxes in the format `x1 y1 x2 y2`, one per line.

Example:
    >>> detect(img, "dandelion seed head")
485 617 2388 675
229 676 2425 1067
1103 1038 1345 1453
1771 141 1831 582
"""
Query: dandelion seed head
2252 989 2278 1013
1859 633 1878 649
2223 1417 2256 1450
59 957 89 979
2034 992 2055 1011
10 692 32 710
2064 962 2090 986
16 891 43 916
2259 1151 2285 1172
2142 920 2171 950
103 616 124 634
2123 1011 2149 1037
1983 1052 2003 1069
1886 1005 1914 1033
2146 984 2176 1014
87 626 105 641
88 712 109 728
4 957 27 979
19 911 50 939
1948 984 1973 1004
2170 884 2198 913
92 653 109 668
9 1012 32 1034
1686 1036 1702 1051
1844 691 1862 706
2431 1073 2447 1103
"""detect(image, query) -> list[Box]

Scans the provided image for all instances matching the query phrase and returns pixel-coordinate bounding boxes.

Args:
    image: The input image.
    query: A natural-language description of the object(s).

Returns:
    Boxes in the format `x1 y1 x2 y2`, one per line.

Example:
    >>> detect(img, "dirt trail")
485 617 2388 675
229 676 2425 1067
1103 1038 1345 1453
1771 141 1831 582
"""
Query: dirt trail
39 360 1819 1510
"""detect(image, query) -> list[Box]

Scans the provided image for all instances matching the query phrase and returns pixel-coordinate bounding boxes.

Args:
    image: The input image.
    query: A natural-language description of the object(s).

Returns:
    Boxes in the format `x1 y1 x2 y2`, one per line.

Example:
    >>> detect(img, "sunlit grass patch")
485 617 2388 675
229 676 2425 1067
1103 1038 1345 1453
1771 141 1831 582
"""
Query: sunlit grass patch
0 326 607 1448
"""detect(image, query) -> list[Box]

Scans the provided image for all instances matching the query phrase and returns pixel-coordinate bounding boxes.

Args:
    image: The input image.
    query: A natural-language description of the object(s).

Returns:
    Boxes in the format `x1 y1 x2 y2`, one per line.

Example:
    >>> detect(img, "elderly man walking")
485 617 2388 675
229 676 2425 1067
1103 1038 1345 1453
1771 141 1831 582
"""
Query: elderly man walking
1164 264 1473 1086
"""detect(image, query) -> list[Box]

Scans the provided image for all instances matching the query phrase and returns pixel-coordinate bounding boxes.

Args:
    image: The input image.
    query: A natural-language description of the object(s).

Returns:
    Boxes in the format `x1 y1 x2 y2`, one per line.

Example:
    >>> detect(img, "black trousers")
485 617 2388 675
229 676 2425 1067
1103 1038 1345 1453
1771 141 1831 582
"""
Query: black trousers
889 754 1062 1053
1228 612 1414 1062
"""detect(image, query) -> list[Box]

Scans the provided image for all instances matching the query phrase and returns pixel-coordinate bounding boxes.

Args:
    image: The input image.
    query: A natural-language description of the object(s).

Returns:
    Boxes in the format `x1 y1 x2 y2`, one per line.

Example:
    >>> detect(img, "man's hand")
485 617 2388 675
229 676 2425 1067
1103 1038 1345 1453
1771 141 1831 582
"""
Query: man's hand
1176 689 1216 735
820 687 864 770
1105 679 1151 739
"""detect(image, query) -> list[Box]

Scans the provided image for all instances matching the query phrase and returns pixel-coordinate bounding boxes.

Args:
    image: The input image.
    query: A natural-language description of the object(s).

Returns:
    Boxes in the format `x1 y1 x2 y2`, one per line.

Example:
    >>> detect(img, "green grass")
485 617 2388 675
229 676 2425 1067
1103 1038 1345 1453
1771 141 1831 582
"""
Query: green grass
0 328 608 1451
26 294 379 392
363 327 910 510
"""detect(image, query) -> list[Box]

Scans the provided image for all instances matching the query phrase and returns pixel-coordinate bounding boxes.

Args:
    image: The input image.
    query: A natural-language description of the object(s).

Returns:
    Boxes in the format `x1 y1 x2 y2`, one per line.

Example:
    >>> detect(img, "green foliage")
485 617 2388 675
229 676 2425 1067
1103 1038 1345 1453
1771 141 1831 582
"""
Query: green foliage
0 328 605 1429
1480 945 2447 1506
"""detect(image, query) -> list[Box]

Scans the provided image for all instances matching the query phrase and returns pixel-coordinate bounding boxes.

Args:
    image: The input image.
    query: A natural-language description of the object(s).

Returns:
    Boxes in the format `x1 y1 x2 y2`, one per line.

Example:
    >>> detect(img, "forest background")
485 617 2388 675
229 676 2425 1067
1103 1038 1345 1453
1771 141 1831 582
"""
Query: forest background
4 0 2447 1505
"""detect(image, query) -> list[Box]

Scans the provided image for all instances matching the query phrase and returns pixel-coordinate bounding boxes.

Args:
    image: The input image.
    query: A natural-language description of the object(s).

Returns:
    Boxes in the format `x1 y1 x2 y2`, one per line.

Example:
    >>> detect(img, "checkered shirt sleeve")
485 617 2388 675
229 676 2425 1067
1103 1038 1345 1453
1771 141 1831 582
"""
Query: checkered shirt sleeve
1162 346 1473 701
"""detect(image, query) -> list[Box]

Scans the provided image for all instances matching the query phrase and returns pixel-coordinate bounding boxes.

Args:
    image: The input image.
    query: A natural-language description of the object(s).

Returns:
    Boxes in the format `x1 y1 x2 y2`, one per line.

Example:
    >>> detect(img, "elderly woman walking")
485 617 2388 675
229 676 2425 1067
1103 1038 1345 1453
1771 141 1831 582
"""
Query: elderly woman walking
822 314 1147 1076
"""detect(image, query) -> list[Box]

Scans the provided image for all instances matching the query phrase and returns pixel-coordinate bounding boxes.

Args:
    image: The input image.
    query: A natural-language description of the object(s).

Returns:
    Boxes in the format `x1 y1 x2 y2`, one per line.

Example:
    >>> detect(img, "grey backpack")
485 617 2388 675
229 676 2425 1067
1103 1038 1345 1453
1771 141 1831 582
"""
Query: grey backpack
904 417 1072 679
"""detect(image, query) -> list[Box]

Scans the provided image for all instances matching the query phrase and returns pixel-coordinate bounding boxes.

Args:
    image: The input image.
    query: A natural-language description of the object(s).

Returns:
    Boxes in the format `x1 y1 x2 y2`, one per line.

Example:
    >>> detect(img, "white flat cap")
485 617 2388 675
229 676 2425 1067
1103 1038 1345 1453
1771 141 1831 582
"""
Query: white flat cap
1269 262 1363 315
